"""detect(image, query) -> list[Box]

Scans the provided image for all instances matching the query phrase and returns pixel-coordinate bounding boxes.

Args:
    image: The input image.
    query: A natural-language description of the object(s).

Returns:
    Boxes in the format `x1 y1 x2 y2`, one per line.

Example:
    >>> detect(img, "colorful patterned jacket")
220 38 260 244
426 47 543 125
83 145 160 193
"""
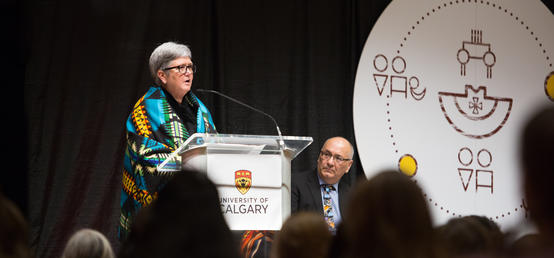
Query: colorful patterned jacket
119 86 216 240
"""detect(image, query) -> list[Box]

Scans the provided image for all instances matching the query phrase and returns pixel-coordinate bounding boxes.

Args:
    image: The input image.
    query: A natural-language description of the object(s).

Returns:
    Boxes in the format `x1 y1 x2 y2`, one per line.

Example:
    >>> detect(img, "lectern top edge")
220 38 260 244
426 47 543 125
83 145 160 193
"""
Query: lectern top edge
157 133 313 172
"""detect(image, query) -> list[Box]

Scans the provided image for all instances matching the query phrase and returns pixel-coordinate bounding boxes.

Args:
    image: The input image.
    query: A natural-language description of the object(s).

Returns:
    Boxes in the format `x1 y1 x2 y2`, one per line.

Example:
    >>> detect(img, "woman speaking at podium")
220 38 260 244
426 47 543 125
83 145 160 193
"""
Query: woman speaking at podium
118 42 217 241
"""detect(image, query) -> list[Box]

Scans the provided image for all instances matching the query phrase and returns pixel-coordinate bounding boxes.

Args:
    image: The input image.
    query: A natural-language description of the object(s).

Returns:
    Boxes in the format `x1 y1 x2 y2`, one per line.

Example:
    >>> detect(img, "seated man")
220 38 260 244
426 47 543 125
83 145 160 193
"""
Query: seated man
291 137 354 232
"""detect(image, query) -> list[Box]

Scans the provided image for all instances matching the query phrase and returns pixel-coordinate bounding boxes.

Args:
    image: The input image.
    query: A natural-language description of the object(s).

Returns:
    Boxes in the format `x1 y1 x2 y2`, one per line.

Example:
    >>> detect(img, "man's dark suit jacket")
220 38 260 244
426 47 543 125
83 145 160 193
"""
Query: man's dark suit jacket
291 169 351 216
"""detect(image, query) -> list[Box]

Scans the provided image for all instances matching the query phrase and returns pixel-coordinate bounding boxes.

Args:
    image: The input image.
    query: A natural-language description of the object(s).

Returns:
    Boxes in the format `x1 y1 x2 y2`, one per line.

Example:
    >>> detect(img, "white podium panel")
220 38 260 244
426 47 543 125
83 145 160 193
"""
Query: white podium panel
158 133 311 231
209 154 283 230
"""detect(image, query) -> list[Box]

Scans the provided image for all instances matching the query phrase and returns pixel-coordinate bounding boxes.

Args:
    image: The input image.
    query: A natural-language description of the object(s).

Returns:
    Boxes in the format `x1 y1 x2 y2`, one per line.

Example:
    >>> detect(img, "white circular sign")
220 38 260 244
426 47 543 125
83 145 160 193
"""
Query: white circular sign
353 0 554 229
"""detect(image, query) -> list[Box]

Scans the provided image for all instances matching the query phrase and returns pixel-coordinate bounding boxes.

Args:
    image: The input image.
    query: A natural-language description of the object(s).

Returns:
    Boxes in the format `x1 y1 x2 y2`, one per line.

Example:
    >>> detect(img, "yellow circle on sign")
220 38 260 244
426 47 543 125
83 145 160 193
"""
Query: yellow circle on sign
546 72 554 101
399 154 417 177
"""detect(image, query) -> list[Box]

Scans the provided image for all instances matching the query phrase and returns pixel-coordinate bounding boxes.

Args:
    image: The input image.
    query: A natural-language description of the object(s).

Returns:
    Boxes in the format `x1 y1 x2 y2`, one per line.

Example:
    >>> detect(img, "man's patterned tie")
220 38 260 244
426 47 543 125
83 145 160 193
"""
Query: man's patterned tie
322 184 336 231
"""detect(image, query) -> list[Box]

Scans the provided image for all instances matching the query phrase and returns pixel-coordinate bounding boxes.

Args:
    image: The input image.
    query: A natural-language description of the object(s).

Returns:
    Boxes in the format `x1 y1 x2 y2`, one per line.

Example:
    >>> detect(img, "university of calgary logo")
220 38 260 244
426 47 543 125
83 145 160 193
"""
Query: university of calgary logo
235 170 252 195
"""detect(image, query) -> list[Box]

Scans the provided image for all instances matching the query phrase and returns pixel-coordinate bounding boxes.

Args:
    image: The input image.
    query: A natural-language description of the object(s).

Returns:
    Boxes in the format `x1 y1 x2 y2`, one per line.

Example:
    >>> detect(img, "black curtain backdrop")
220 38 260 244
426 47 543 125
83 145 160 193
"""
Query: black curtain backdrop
15 0 406 257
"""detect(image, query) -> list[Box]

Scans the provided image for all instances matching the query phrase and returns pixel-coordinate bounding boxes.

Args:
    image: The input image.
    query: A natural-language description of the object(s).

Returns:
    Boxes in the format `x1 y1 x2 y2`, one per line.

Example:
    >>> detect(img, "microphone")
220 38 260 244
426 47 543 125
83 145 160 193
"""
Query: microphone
196 89 286 150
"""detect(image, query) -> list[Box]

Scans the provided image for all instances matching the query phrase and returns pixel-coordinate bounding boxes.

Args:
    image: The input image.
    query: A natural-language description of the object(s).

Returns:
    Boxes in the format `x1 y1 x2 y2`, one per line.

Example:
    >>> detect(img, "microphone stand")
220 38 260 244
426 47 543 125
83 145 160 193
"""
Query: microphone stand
196 89 286 151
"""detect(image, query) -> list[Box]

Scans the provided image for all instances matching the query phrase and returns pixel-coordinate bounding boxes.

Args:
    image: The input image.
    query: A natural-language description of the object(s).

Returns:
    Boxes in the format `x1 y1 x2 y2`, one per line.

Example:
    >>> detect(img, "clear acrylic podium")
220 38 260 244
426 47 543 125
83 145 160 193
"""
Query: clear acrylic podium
158 133 313 230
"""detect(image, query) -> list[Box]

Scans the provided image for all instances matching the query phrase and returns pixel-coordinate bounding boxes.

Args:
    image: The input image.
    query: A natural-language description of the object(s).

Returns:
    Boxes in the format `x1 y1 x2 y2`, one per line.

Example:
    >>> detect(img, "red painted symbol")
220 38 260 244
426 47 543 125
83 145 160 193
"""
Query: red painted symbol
457 147 493 194
438 85 513 139
372 54 426 100
457 29 496 78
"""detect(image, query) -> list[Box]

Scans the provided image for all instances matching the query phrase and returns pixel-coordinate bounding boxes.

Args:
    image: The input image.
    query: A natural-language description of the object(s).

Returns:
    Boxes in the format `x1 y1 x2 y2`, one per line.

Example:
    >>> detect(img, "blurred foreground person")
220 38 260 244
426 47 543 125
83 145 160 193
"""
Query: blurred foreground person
436 215 503 257
271 211 332 258
61 229 114 258
0 193 32 258
119 169 239 258
341 170 441 258
519 105 554 256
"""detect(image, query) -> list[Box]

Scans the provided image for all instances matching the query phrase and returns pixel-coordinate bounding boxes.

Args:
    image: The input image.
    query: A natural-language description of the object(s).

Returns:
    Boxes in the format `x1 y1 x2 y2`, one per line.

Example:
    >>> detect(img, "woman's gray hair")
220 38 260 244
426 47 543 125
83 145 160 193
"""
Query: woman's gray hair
149 42 192 85
61 228 115 258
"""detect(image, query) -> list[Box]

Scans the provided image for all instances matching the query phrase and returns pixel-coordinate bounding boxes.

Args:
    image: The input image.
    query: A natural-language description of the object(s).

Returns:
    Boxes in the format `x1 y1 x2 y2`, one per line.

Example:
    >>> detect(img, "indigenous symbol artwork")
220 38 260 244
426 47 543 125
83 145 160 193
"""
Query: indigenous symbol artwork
438 85 513 139
353 0 553 230
457 29 496 78
457 147 493 193
372 54 427 100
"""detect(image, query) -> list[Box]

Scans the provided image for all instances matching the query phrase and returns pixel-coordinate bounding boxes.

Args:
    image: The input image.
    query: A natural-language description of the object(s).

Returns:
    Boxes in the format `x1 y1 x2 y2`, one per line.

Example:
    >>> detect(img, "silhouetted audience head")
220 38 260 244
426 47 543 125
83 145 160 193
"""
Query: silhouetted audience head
119 169 240 258
507 233 543 257
436 215 503 257
341 170 440 258
520 105 554 252
61 228 114 258
0 193 31 258
271 211 332 258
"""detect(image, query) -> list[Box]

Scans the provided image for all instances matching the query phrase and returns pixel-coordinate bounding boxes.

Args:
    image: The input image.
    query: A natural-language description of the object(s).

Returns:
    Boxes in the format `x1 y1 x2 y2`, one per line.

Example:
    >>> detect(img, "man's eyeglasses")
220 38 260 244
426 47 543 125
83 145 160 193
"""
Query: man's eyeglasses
319 151 351 163
163 64 197 74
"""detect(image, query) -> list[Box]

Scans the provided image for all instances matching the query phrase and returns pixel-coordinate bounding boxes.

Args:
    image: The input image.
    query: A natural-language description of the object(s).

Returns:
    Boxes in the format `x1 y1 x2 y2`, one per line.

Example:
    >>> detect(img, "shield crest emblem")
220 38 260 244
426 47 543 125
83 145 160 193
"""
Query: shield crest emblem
235 170 252 195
